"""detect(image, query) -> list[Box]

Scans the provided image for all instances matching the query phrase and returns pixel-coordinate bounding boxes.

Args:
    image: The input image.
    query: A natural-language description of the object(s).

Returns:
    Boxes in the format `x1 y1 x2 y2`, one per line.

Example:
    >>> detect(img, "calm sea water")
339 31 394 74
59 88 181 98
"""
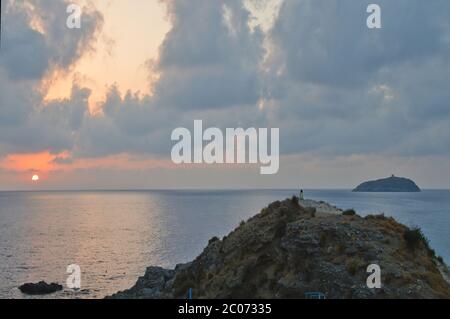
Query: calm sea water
0 190 449 299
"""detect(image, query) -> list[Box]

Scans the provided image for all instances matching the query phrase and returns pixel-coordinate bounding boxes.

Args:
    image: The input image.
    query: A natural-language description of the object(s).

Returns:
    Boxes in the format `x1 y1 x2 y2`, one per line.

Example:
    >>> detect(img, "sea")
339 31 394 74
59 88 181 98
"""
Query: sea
0 189 449 299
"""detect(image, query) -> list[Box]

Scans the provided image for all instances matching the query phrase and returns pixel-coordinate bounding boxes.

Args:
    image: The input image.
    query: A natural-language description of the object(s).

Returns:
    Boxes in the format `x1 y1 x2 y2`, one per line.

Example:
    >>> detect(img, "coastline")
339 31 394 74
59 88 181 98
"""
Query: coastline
2 190 450 299
108 197 450 299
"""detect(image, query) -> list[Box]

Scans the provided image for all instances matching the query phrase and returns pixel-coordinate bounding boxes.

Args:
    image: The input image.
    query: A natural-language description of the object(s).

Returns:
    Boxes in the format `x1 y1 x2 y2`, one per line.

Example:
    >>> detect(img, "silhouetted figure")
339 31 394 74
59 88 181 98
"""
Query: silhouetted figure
300 189 304 200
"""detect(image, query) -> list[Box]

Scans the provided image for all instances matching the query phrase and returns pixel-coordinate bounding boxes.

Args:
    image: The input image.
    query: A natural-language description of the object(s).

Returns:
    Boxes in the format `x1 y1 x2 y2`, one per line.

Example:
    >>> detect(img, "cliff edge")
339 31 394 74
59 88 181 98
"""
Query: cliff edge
108 198 449 299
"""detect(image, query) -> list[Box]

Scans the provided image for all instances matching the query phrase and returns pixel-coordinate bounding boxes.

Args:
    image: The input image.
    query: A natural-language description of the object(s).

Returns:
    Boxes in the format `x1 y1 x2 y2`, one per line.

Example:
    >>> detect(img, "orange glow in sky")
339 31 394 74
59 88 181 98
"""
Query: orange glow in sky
0 151 176 182
0 152 58 173
0 0 284 189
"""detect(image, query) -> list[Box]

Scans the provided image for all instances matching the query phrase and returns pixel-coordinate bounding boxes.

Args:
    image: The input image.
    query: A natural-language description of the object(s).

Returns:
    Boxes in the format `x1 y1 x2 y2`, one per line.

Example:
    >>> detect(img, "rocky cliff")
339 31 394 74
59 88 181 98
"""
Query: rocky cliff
109 198 449 299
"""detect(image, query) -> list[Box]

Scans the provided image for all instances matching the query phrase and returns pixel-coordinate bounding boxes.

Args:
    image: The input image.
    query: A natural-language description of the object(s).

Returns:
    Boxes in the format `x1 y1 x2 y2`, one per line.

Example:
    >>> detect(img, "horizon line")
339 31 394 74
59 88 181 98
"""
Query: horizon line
1 188 449 192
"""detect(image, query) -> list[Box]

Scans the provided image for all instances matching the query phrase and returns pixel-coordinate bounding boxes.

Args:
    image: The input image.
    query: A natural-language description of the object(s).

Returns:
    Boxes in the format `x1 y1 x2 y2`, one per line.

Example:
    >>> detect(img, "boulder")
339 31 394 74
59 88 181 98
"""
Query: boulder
19 281 63 295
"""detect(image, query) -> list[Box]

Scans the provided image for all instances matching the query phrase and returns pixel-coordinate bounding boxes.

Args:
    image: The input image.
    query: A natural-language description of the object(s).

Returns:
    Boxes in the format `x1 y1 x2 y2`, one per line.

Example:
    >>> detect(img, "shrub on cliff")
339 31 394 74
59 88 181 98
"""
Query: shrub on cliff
404 227 430 251
291 195 299 206
343 209 356 216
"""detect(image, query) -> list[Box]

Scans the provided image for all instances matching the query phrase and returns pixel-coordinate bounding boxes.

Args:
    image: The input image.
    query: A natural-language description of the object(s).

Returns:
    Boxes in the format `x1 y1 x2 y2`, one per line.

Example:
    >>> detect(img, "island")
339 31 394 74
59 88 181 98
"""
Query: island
353 175 421 192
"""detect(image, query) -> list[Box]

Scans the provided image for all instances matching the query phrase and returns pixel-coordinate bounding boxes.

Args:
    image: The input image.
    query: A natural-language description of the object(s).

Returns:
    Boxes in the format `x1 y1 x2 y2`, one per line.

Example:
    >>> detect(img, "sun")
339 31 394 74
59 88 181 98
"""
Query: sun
32 175 40 182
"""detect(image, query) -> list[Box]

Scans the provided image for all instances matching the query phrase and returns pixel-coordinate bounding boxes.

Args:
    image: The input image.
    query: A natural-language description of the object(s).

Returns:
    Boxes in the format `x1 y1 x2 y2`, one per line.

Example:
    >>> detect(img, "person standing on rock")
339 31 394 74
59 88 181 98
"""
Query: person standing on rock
300 190 304 200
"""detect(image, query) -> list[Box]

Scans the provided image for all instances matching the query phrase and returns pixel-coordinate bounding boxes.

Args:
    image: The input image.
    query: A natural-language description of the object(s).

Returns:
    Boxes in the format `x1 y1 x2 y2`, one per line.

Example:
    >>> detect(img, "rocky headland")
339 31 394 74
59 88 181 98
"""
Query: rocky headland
109 197 449 299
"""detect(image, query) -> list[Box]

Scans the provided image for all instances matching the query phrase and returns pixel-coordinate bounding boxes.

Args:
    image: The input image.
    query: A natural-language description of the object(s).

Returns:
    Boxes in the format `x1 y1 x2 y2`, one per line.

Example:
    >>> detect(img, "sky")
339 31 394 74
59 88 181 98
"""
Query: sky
1 0 450 190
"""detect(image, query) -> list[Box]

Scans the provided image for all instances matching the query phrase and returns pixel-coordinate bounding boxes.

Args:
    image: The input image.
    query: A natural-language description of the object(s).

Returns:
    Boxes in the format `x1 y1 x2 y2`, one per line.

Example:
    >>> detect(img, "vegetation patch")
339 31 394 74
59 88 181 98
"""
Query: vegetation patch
343 209 356 216
403 227 431 252
290 195 300 207
346 258 362 276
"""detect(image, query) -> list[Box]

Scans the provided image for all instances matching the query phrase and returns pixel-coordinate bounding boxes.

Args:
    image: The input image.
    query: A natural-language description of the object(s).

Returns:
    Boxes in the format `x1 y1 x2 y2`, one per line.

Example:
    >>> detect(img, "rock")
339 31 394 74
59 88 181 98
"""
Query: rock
108 197 450 299
107 266 175 299
19 281 63 295
304 207 317 217
344 247 358 256
299 199 343 215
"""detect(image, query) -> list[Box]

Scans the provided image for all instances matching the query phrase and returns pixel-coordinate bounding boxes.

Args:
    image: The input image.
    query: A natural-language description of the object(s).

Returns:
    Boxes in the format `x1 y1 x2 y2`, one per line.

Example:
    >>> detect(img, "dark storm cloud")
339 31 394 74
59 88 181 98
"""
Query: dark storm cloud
0 0 102 80
266 0 450 156
153 0 264 109
270 0 450 87
1 0 450 164
0 0 102 154
70 0 266 157
0 85 90 154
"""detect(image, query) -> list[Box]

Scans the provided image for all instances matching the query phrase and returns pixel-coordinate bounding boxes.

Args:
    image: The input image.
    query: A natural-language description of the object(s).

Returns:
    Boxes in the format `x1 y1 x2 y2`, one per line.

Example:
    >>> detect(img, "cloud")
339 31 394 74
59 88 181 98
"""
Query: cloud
0 0 103 155
264 0 450 157
270 0 450 87
153 0 264 109
1 0 450 187
69 0 267 158
0 0 103 80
